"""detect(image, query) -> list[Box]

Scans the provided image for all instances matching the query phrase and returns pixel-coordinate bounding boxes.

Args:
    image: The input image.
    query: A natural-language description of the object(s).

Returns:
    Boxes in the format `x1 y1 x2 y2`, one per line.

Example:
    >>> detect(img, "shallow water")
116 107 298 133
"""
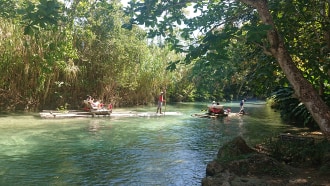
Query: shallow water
0 102 295 185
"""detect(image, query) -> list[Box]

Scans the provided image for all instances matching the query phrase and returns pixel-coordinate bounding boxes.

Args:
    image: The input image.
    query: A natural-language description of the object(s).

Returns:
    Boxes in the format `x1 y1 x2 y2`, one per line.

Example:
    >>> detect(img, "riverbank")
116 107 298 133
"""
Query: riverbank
202 136 330 185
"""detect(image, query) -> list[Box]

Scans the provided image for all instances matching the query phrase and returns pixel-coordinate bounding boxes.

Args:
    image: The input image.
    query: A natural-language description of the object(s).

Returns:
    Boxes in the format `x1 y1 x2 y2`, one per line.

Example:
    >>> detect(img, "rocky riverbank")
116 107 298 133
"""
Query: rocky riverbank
202 136 330 186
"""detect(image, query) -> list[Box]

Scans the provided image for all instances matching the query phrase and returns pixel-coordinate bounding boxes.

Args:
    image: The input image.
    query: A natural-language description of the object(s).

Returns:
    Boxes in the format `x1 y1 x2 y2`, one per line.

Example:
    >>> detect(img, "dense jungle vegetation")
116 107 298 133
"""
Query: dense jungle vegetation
0 0 330 131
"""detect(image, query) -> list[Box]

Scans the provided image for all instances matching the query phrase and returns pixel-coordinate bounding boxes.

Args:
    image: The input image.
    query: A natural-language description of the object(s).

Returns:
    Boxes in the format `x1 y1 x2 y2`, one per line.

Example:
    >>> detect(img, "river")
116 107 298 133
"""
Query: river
0 101 297 185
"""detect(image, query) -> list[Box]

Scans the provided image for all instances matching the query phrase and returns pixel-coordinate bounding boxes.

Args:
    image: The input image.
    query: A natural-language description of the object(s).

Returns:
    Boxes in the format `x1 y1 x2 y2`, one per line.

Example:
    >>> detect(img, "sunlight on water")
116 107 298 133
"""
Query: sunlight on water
0 102 296 185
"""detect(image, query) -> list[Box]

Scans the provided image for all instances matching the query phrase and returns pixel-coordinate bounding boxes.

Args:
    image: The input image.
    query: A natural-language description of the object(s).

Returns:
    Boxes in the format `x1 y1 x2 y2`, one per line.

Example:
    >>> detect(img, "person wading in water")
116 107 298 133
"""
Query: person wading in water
156 91 165 114
239 98 246 115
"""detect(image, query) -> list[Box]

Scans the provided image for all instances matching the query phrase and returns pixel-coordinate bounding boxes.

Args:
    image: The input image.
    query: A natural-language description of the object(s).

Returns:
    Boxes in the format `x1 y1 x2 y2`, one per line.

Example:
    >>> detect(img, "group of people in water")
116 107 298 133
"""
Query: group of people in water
82 92 246 116
209 98 246 115
83 91 166 114
82 92 166 114
83 95 112 111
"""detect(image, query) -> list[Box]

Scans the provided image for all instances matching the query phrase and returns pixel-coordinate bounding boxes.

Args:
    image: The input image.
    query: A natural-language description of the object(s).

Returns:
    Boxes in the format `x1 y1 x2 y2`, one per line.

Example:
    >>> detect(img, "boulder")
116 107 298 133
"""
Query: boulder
202 136 293 186
217 136 255 159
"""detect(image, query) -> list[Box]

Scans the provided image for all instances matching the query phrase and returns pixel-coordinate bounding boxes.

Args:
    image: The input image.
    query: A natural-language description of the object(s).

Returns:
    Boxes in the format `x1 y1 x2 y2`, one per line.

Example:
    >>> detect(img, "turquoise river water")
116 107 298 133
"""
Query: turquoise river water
0 102 298 185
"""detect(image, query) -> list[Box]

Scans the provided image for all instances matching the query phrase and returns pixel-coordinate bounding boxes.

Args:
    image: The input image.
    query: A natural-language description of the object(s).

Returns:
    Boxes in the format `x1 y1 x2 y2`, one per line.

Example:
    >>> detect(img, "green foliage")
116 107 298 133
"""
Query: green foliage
265 137 330 168
123 0 292 101
271 87 318 128
19 0 63 35
243 24 272 43
0 0 16 18
0 0 184 111
56 103 69 112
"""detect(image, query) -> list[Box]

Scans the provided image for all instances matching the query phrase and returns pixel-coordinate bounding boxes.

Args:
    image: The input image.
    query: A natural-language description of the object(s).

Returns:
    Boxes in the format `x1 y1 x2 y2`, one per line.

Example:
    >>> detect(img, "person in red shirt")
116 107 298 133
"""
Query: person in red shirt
156 91 165 114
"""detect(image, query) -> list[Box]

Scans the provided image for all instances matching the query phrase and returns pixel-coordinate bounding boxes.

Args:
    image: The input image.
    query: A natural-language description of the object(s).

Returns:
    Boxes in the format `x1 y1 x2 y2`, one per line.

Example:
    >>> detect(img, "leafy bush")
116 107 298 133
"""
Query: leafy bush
264 136 330 168
270 87 318 129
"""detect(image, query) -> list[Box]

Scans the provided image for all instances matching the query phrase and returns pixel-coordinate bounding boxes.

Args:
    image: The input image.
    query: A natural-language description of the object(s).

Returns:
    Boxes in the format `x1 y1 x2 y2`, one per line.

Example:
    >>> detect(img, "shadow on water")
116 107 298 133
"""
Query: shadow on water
0 102 303 185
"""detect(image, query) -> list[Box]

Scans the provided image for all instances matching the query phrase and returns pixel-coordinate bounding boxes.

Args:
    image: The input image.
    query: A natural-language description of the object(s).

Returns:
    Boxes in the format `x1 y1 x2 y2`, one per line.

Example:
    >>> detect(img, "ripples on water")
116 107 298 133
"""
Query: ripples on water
0 102 293 185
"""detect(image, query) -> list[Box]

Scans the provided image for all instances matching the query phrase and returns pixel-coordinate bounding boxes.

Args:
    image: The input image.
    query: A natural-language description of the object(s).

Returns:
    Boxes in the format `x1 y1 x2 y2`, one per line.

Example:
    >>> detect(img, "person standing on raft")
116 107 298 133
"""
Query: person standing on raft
156 91 165 114
239 98 246 114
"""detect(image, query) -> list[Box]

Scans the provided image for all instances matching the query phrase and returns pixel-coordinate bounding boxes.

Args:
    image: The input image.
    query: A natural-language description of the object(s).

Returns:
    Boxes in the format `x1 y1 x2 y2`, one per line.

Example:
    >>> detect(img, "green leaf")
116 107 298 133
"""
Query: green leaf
121 23 133 30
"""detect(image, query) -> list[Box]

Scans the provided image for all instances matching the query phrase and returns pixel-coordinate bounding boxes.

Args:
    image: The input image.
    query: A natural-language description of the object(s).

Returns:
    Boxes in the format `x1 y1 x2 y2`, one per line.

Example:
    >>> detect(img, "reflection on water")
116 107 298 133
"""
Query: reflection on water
0 102 295 185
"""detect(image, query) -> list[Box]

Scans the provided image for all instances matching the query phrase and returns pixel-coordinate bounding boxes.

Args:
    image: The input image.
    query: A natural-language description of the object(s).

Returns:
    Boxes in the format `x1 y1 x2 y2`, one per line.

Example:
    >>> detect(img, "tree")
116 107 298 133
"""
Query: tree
124 0 330 135
241 0 330 135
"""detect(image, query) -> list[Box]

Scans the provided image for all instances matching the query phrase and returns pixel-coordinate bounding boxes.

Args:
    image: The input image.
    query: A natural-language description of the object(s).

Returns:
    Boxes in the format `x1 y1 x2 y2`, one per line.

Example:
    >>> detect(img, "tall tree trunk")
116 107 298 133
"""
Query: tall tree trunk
240 0 330 135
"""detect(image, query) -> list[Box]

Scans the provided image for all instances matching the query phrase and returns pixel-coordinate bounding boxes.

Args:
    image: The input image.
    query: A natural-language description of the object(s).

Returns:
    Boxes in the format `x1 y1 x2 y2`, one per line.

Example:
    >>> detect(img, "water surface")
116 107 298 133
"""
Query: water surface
0 102 295 185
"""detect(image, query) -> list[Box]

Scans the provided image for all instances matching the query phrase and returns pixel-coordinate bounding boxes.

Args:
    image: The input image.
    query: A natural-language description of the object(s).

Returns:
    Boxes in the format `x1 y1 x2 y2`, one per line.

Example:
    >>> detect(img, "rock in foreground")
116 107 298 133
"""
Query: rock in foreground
202 136 329 186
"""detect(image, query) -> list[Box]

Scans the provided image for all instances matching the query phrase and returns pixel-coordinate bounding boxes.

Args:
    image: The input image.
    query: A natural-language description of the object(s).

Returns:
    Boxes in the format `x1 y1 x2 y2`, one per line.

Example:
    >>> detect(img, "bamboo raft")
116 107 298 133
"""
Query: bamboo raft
40 109 112 118
39 110 182 119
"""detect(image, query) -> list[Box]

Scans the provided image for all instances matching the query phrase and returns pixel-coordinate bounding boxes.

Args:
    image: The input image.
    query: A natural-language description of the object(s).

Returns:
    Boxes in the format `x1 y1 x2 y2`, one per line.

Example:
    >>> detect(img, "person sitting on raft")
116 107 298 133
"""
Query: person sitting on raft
90 99 101 109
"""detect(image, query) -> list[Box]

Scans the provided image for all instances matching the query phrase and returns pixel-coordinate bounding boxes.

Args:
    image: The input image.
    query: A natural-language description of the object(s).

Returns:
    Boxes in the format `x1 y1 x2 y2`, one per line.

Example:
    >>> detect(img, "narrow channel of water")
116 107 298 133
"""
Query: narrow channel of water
0 102 297 185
